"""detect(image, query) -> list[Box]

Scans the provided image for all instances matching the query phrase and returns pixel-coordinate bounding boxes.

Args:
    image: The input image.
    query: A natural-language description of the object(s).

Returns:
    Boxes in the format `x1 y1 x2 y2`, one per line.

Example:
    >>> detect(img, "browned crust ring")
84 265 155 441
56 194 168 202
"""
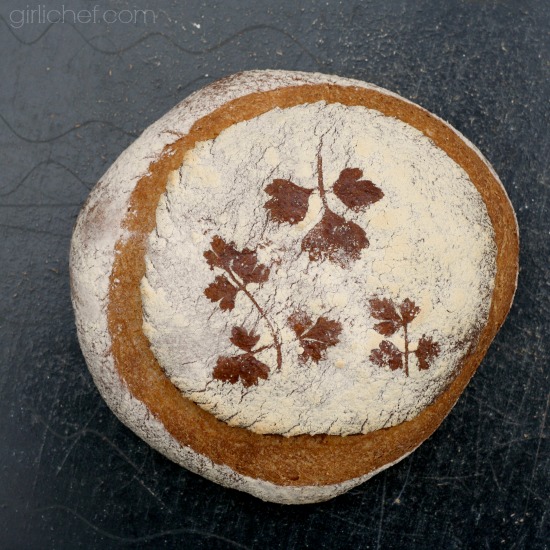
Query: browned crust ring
107 82 519 487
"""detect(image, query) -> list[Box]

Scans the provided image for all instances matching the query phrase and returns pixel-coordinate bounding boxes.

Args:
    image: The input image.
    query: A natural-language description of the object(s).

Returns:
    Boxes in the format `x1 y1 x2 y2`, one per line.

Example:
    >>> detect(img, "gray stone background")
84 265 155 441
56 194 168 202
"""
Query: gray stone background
0 0 548 548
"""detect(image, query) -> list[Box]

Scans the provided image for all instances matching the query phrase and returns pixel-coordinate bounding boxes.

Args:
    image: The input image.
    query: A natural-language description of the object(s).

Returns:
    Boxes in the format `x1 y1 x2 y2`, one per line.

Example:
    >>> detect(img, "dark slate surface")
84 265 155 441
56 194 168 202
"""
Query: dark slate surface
0 1 548 548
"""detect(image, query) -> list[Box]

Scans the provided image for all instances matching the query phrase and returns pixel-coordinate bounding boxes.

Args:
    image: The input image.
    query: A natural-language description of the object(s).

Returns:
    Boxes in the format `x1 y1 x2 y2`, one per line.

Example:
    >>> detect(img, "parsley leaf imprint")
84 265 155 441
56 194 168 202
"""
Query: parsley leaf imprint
204 236 282 371
288 311 343 364
264 140 383 267
213 327 271 388
369 297 440 376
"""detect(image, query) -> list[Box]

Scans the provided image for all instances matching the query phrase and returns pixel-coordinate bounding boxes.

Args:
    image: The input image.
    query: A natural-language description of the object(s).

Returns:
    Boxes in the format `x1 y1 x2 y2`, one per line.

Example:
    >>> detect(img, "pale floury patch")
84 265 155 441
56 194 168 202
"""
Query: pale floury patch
142 101 497 437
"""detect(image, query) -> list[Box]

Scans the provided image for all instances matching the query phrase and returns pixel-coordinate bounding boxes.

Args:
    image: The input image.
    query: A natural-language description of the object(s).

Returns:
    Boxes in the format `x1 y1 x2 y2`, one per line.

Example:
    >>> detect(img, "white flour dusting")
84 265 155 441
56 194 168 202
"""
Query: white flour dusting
141 101 496 436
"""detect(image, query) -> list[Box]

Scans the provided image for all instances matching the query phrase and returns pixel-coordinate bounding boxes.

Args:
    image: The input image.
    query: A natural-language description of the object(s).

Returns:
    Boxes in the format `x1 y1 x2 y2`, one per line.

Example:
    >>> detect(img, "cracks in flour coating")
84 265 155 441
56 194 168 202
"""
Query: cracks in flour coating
203 237 282 385
264 137 384 267
199 134 384 390
142 101 498 436
203 233 344 388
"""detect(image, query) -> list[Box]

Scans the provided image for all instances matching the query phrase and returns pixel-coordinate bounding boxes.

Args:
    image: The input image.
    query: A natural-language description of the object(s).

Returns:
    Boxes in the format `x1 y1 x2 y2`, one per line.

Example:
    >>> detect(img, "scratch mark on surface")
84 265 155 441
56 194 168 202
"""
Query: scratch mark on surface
0 159 94 197
131 475 170 511
523 391 549 516
318 510 419 540
489 463 502 492
394 455 413 504
493 435 548 449
29 411 144 475
376 471 387 550
0 223 70 238
34 505 252 547
55 404 102 475
0 202 81 207
0 17 54 44
29 384 61 506
0 113 138 143
422 473 483 481
468 394 523 426
0 17 324 65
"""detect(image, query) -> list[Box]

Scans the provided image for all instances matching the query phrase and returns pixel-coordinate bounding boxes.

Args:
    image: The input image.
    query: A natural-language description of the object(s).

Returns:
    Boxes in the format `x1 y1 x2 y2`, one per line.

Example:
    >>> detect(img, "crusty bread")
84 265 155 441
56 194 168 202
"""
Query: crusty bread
70 70 519 504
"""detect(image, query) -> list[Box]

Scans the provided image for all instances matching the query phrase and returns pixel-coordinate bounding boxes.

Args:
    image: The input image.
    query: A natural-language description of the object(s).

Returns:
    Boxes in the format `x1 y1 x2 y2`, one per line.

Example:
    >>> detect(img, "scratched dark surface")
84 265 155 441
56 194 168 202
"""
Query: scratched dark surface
0 0 548 548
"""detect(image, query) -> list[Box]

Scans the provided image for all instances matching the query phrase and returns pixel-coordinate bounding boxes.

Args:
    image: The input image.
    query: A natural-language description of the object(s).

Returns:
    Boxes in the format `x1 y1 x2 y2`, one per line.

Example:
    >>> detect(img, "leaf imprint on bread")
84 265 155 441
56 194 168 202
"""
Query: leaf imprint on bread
213 327 271 388
369 297 440 376
204 236 282 371
288 311 342 364
264 139 383 267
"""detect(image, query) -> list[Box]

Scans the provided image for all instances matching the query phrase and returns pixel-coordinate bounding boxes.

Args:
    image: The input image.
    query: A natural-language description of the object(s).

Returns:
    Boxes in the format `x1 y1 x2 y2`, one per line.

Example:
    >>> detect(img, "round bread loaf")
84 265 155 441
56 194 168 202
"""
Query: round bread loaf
70 70 519 504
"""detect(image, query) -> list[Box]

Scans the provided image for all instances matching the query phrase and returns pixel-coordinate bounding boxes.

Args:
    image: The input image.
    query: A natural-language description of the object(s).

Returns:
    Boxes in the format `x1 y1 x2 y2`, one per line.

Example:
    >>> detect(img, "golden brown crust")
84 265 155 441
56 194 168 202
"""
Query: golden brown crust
107 83 519 487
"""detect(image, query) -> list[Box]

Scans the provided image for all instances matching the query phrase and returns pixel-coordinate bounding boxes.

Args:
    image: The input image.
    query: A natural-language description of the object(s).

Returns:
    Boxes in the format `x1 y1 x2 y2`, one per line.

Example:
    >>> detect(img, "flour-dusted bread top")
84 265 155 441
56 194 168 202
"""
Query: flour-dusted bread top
141 100 497 437
70 70 518 504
